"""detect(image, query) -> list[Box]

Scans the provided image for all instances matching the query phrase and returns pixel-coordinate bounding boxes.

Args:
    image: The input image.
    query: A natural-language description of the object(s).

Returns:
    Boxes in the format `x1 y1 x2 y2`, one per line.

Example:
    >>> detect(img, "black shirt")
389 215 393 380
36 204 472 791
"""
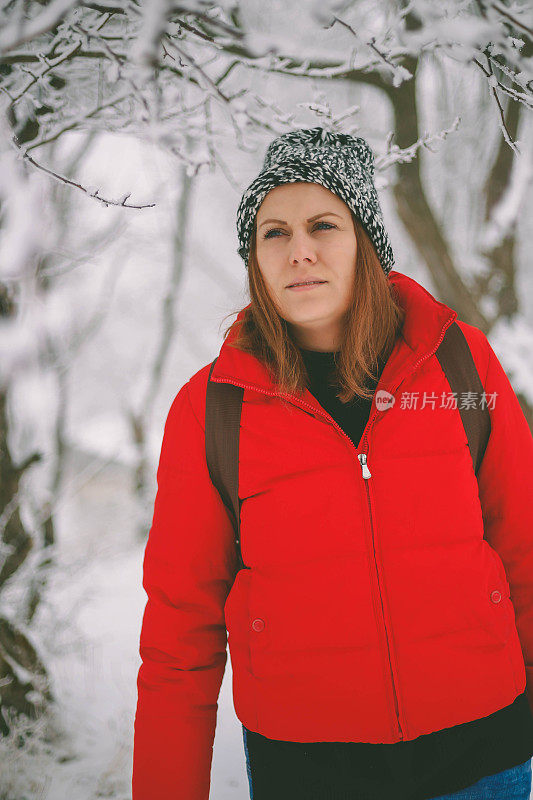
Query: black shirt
300 346 382 449
242 347 533 800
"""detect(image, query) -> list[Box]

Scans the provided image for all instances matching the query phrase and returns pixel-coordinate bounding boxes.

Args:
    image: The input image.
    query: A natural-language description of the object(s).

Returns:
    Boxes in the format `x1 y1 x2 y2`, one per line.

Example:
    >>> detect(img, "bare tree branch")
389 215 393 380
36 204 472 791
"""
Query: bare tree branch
13 140 155 208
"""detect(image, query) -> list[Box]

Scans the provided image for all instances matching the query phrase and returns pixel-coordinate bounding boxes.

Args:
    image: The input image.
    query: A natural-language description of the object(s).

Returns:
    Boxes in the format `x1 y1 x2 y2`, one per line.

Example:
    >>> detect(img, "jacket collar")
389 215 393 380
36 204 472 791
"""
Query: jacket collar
210 270 457 405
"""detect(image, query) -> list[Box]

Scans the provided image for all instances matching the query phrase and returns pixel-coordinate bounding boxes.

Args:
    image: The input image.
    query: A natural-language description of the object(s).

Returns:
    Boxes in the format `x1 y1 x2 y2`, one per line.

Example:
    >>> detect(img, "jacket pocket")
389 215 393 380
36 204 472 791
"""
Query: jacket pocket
224 568 252 645
476 546 515 645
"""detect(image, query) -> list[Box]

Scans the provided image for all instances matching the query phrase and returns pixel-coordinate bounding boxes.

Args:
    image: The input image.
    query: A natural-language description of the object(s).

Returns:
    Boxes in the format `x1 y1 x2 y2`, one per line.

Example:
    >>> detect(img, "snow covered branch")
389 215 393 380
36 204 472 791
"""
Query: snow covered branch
11 137 155 208
377 117 462 172
0 0 82 54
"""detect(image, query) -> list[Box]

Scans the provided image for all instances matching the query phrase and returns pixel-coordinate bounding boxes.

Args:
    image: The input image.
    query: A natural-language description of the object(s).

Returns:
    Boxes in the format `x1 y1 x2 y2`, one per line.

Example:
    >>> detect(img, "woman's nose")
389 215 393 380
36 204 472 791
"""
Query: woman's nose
288 232 318 263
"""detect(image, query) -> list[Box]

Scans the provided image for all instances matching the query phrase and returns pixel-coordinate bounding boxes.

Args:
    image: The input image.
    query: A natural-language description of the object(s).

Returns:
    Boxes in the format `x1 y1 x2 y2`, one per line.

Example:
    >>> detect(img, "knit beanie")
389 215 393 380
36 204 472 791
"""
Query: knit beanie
235 126 394 275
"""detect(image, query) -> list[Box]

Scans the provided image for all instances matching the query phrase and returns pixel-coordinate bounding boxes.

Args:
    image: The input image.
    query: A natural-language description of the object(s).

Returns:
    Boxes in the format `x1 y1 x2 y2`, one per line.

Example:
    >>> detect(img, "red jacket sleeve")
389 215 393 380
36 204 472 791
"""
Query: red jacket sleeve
132 378 238 800
476 333 533 714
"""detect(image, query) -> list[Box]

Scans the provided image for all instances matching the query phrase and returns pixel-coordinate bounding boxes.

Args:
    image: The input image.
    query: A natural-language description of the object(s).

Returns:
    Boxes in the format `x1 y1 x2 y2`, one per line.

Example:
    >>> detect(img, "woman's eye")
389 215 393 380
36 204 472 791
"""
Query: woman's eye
262 221 336 240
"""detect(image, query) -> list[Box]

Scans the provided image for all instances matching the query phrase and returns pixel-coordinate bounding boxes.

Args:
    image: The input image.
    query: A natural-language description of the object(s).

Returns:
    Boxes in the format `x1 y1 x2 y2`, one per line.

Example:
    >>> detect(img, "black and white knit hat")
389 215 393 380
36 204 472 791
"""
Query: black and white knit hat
236 126 394 275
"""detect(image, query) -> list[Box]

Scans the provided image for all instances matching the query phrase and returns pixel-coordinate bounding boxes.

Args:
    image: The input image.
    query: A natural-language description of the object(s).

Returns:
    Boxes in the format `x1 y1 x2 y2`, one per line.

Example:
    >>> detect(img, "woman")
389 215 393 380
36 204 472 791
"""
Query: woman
132 127 533 800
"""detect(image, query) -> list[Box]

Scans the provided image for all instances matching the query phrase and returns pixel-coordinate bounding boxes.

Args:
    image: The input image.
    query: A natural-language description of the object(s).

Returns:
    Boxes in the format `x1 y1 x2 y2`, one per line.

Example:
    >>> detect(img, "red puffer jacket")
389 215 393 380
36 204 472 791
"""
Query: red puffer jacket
132 270 533 800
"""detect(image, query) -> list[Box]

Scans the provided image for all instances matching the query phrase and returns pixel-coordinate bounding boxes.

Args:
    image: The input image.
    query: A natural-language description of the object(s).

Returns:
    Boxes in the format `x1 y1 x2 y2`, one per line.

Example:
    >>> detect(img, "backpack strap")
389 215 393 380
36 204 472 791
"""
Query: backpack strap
435 321 491 475
205 358 247 570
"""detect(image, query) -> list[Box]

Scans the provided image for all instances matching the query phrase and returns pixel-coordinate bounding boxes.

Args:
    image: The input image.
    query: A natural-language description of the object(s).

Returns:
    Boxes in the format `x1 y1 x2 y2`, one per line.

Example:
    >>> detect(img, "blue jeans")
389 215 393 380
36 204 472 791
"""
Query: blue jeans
242 725 254 798
242 726 532 799
429 759 532 799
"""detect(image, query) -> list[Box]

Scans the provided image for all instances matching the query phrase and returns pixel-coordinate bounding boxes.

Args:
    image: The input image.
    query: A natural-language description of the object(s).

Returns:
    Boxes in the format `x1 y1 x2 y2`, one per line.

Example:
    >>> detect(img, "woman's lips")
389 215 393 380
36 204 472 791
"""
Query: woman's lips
287 281 328 292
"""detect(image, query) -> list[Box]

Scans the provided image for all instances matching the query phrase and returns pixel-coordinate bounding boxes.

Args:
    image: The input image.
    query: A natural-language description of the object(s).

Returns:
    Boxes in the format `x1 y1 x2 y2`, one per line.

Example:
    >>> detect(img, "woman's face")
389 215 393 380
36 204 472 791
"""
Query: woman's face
255 182 357 351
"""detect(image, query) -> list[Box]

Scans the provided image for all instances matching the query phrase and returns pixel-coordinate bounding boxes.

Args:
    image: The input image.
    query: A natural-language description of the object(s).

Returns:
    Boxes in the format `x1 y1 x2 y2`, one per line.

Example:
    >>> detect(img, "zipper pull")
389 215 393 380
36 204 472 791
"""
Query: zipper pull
358 453 372 479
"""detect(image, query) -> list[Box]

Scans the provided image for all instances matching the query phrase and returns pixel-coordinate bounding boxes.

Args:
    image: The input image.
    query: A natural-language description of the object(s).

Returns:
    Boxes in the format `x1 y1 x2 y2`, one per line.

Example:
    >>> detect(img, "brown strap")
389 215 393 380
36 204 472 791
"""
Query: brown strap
205 358 247 570
435 321 491 475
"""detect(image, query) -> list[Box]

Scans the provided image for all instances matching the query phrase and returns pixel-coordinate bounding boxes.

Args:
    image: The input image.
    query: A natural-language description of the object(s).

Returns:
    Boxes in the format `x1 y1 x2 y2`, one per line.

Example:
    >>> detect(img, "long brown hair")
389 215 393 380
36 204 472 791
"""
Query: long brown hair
222 212 405 403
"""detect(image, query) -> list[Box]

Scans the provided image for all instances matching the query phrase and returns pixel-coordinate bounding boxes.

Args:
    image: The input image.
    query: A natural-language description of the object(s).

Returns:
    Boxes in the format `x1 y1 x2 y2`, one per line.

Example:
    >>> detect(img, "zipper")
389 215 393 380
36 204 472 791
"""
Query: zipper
362 470 404 738
210 310 456 741
350 313 456 739
358 453 371 478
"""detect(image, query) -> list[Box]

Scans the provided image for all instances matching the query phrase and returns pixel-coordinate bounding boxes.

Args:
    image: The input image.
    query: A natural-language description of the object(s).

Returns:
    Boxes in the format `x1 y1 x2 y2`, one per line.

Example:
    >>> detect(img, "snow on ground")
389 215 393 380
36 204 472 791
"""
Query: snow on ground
0 537 250 800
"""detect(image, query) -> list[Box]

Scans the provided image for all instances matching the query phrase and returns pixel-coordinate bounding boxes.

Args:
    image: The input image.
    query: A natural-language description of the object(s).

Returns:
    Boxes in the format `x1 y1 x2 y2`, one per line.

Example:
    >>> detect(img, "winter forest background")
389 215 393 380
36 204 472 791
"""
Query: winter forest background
0 0 532 798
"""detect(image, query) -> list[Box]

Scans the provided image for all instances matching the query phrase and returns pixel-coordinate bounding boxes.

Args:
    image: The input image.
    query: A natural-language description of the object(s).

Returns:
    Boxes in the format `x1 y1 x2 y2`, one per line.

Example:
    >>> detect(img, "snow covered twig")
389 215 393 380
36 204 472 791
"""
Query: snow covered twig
377 117 462 172
13 139 155 209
